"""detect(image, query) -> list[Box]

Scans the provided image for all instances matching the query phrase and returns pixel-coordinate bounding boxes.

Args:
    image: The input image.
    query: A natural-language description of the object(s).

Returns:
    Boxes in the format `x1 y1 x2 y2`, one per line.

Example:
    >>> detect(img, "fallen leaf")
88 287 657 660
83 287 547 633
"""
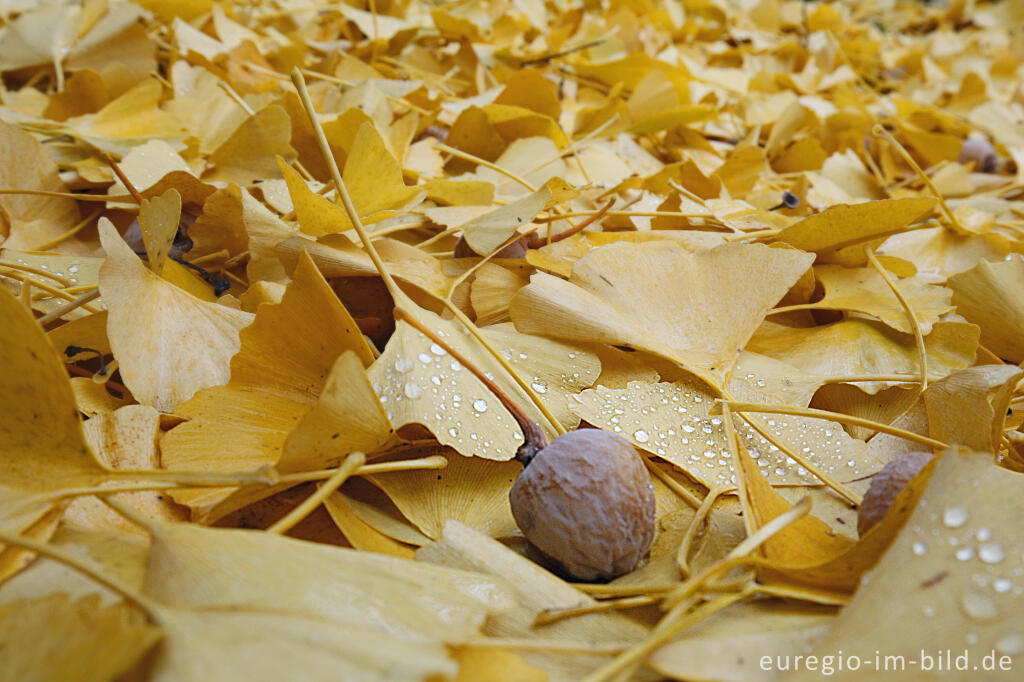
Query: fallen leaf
99 219 253 412
0 593 161 682
948 255 1024 363
512 241 813 385
787 449 1024 681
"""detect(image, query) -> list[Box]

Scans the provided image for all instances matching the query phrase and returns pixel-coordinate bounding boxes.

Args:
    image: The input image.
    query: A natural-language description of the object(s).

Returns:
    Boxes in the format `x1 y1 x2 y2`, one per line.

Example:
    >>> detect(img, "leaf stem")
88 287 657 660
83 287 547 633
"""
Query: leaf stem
872 124 963 233
395 307 548 464
723 401 948 450
268 452 365 534
866 247 927 391
0 530 163 620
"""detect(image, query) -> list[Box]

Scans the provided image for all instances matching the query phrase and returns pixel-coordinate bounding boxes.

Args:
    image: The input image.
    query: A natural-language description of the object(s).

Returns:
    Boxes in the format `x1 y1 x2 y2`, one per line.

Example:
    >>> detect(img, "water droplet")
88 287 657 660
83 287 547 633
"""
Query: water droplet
682 424 696 433
531 380 548 394
418 353 433 364
634 429 650 443
956 547 975 561
979 542 1005 564
996 633 1024 656
994 578 1013 593
922 605 935 616
394 356 415 372
473 399 488 413
404 381 422 399
448 427 458 437
960 589 999 621
430 343 446 356
977 527 991 542
943 506 969 528
913 541 927 556
451 360 462 371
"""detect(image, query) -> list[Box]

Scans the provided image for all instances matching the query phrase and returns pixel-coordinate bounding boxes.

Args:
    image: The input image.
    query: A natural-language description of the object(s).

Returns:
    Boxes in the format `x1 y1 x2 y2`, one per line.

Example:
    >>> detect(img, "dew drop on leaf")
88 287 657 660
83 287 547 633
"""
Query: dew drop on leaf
979 542 1005 564
943 506 969 528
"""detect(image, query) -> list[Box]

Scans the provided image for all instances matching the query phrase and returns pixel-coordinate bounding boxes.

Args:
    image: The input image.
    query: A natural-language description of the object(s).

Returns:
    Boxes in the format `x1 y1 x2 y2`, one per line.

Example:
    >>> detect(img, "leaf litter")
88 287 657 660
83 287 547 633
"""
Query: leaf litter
0 0 1023 679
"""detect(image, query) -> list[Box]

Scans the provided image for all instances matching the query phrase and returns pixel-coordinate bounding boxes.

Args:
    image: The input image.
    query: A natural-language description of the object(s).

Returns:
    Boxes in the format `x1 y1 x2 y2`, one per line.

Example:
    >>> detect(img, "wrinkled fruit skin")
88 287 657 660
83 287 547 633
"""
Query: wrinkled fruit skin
958 137 999 173
509 429 656 581
857 451 933 536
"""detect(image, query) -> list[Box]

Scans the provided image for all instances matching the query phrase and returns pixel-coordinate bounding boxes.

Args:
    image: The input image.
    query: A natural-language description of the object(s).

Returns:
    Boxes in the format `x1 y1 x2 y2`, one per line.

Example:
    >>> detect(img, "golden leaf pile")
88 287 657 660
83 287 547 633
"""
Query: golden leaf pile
1 0 1023 679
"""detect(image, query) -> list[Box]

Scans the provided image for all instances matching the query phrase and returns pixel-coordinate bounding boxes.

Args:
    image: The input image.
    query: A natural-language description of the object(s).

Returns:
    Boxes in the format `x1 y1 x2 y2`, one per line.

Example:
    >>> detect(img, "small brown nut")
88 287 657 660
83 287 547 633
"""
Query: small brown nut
958 137 999 173
509 429 656 581
857 451 933 536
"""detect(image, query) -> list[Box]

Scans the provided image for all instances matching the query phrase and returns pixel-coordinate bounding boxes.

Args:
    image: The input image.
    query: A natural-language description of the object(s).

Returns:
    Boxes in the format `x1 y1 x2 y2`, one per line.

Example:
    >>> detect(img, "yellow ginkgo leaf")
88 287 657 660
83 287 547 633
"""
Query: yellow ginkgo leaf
344 121 425 217
749 318 979 394
278 232 453 298
99 219 254 412
948 255 1024 363
137 188 182 274
63 405 189 535
160 251 373 515
0 121 84 254
150 606 457 682
878 224 1023 282
322 491 416 558
470 263 530 327
105 139 214 209
922 365 1023 454
0 287 137 578
775 197 936 265
370 449 520 540
279 158 351 236
460 185 551 256
0 593 162 682
734 441 934 595
368 315 600 460
0 287 109 491
452 646 549 682
647 601 835 682
570 353 879 489
786 448 1024 681
141 519 514 645
277 351 394 474
186 185 250 260
812 383 920 441
511 241 814 385
418 521 650 679
206 105 297 185
0 526 148 606
0 250 103 319
804 264 954 334
66 78 186 154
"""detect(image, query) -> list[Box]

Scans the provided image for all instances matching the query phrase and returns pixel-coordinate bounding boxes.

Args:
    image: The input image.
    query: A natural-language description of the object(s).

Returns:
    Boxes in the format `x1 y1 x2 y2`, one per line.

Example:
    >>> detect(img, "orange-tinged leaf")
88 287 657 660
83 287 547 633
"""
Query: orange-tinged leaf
735 442 935 595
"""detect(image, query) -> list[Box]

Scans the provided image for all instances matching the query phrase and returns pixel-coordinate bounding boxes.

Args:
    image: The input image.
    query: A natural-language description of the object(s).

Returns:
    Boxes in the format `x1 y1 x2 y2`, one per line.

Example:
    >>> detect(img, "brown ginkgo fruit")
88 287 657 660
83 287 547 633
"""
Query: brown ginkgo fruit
857 451 933 536
509 428 656 581
394 307 656 581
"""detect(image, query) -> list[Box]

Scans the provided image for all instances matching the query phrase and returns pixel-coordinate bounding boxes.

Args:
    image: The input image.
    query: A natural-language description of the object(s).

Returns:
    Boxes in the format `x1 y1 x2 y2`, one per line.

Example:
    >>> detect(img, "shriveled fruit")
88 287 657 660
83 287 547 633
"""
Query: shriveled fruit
857 451 933 536
509 429 656 581
958 137 999 173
